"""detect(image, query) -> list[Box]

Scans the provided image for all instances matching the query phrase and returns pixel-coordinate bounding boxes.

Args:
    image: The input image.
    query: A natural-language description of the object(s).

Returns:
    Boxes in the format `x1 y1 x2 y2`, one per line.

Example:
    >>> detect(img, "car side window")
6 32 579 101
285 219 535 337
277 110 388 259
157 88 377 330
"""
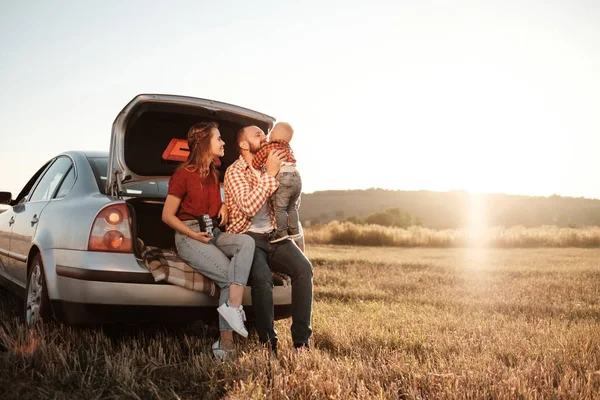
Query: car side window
54 166 76 199
29 157 73 202
12 161 54 205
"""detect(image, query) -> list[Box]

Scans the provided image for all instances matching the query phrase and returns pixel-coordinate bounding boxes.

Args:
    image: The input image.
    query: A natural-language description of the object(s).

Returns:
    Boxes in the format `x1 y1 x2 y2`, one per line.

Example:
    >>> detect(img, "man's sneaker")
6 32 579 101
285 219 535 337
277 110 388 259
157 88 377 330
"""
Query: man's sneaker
212 340 235 361
269 230 289 243
294 342 310 351
217 303 248 337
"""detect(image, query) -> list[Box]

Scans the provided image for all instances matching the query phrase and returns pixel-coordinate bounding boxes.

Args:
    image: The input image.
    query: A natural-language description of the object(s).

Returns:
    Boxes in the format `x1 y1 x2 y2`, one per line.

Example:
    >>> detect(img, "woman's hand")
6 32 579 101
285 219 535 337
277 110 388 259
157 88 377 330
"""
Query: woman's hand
218 203 228 226
192 231 213 244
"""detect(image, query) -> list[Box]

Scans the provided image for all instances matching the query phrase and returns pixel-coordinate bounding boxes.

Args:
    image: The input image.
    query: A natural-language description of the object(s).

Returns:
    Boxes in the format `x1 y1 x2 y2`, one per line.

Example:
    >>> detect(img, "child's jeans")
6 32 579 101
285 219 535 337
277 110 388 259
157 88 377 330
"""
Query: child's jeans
273 167 302 237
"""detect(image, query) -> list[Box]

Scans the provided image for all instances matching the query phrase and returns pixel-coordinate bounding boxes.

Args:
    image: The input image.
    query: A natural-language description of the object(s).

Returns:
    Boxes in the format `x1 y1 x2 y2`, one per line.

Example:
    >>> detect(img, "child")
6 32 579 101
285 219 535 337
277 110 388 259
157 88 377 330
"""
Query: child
252 122 302 243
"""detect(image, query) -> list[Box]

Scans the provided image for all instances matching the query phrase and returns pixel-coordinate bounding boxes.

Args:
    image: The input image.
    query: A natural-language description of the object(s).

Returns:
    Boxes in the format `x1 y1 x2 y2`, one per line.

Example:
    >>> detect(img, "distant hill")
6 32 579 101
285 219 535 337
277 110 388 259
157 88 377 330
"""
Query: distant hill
300 189 600 229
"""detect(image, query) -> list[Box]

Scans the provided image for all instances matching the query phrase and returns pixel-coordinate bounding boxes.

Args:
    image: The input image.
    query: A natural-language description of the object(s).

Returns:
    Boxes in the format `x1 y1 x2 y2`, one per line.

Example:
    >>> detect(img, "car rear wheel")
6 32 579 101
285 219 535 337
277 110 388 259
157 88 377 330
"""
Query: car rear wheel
24 254 52 327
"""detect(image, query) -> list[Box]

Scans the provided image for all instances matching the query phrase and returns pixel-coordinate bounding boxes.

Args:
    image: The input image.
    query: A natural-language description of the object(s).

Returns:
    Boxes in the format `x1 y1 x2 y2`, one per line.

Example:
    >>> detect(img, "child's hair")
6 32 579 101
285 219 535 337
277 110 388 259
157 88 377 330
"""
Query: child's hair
270 122 294 143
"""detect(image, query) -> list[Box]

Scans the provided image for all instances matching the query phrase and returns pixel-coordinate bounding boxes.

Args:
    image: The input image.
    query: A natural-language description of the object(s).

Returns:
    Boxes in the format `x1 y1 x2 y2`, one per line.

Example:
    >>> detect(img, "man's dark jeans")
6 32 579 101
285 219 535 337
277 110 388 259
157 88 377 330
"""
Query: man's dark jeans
246 232 313 347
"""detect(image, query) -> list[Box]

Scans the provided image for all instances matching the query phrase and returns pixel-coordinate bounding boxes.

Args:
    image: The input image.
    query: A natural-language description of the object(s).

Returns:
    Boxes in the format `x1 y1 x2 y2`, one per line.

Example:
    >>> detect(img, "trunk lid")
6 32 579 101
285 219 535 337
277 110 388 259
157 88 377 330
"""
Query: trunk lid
107 94 275 196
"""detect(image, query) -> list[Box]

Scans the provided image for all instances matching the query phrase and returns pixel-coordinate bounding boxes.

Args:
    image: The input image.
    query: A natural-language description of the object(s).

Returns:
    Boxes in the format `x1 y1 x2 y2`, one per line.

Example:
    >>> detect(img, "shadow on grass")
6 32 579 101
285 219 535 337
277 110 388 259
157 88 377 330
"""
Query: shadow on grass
0 286 22 318
312 330 339 354
0 286 220 353
0 287 230 399
98 320 216 344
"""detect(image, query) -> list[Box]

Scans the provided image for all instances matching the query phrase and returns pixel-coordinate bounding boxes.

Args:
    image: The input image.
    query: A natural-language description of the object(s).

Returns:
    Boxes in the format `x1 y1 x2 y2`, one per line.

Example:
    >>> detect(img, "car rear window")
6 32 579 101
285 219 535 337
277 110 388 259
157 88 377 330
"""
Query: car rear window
87 157 169 197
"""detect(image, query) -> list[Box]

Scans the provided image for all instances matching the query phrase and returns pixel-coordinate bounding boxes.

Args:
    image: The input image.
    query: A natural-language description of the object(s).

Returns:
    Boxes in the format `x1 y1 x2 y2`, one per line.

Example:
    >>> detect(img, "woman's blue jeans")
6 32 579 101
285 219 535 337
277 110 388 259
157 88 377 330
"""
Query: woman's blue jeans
175 220 255 331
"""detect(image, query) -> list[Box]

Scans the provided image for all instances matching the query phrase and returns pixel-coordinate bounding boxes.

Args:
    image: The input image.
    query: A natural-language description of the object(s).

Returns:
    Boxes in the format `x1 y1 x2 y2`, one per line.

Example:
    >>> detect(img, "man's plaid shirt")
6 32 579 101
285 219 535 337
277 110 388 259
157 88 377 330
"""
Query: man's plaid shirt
224 156 279 234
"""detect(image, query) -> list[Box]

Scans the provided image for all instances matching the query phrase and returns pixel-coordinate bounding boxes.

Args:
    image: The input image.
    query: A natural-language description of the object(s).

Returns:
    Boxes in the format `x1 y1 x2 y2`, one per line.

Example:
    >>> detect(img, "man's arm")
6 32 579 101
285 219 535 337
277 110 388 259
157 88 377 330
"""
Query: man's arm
224 166 279 218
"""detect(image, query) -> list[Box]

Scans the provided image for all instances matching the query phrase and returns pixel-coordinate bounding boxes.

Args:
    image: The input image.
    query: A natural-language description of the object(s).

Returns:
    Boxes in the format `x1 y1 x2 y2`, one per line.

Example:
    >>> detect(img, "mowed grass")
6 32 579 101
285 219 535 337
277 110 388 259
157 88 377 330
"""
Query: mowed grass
1 246 600 399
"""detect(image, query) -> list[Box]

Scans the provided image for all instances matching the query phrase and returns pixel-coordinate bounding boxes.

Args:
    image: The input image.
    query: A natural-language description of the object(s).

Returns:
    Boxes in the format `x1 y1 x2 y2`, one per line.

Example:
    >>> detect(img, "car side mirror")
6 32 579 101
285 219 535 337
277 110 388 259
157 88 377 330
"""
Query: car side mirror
0 192 12 205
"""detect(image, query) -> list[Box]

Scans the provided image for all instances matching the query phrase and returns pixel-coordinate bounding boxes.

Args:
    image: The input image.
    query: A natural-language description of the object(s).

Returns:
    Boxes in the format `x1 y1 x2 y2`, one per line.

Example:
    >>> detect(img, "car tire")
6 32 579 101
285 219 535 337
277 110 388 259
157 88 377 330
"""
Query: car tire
24 254 52 327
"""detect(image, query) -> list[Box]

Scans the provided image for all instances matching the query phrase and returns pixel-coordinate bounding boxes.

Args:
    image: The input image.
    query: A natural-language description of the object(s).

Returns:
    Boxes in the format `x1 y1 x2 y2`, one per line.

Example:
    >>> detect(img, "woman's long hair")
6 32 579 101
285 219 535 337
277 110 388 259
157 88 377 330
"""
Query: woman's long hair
179 121 220 182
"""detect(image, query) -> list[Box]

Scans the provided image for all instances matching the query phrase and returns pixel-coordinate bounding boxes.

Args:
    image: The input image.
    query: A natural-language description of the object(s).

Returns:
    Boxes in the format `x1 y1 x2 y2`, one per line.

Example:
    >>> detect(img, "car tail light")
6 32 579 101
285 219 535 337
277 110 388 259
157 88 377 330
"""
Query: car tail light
88 203 133 253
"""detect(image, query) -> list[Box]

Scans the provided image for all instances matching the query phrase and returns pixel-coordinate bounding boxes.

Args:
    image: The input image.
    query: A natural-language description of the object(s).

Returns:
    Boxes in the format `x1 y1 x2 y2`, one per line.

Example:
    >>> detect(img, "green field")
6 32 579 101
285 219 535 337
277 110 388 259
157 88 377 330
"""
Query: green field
1 246 600 399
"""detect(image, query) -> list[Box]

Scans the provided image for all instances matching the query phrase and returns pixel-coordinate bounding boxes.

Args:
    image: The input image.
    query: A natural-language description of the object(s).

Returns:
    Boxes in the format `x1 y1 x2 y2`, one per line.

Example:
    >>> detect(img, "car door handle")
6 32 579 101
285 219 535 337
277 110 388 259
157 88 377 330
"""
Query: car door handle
31 215 39 225
8 217 14 226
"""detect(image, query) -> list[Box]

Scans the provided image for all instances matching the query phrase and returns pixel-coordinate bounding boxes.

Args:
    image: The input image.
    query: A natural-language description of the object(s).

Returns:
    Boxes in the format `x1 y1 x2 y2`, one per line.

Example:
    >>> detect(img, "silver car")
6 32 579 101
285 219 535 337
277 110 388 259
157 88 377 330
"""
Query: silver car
0 94 293 326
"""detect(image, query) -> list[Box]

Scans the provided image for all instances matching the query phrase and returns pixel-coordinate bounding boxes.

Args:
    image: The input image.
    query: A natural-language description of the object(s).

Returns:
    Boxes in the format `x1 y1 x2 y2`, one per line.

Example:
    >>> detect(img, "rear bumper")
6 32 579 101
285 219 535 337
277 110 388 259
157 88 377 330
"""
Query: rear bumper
51 275 291 307
55 264 155 283
42 248 292 324
51 301 293 325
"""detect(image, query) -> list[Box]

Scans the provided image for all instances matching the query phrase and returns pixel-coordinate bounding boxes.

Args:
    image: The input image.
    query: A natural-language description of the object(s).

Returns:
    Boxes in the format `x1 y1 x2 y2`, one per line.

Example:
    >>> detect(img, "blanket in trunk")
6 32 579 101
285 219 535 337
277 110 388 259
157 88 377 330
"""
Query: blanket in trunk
139 244 291 298
141 245 220 297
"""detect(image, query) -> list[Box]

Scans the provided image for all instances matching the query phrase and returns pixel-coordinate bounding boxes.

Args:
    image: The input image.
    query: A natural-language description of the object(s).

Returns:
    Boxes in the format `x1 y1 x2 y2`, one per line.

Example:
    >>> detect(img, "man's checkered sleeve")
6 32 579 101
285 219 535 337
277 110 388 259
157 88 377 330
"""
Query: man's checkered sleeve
224 165 279 218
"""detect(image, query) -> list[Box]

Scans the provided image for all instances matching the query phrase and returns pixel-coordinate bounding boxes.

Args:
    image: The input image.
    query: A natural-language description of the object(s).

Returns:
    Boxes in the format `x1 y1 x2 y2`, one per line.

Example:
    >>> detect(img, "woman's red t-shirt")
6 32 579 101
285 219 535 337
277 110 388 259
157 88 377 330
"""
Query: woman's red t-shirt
168 167 221 221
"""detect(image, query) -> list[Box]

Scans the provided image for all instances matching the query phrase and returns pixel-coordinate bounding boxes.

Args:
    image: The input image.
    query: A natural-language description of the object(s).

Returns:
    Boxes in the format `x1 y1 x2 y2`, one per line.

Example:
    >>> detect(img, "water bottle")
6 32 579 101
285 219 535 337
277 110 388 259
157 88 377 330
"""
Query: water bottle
203 214 214 238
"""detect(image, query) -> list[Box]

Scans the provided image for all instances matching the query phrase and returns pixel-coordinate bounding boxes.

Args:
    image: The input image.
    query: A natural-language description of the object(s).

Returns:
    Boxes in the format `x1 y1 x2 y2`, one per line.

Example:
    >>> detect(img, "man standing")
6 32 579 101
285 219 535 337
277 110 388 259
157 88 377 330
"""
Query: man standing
224 125 313 352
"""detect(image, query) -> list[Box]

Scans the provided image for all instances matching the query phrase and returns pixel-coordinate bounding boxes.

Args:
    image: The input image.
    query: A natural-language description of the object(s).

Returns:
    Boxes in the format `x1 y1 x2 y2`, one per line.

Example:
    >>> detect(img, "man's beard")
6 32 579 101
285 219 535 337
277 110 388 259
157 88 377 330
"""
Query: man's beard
249 142 263 154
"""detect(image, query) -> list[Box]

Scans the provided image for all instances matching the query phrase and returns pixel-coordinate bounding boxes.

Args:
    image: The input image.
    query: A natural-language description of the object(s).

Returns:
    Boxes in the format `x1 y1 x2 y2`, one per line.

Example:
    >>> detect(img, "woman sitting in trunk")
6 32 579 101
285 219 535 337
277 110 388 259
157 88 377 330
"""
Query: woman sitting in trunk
162 121 254 361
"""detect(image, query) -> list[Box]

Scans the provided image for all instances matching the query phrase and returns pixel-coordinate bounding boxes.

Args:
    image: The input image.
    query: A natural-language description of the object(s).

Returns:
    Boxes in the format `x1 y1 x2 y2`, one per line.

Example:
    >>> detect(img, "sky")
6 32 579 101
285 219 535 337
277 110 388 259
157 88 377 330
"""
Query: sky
1 0 599 199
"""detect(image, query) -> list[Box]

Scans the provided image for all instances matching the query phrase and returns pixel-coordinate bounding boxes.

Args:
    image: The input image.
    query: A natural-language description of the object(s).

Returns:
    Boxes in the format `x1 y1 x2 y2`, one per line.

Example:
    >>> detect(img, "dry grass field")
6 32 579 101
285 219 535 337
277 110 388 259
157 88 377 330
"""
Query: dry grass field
305 222 600 248
1 245 600 399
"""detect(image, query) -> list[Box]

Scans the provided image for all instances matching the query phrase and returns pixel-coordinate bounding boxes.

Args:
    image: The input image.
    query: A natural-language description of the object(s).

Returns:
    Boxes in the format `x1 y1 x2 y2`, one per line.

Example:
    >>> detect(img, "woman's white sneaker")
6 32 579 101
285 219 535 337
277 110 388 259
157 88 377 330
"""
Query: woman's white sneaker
217 303 248 337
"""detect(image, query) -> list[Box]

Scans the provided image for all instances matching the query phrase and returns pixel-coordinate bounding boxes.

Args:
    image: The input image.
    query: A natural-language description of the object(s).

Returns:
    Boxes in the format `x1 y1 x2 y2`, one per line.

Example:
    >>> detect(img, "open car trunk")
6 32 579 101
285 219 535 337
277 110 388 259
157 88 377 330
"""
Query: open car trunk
105 94 276 255
108 94 275 196
127 197 174 252
106 94 277 249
